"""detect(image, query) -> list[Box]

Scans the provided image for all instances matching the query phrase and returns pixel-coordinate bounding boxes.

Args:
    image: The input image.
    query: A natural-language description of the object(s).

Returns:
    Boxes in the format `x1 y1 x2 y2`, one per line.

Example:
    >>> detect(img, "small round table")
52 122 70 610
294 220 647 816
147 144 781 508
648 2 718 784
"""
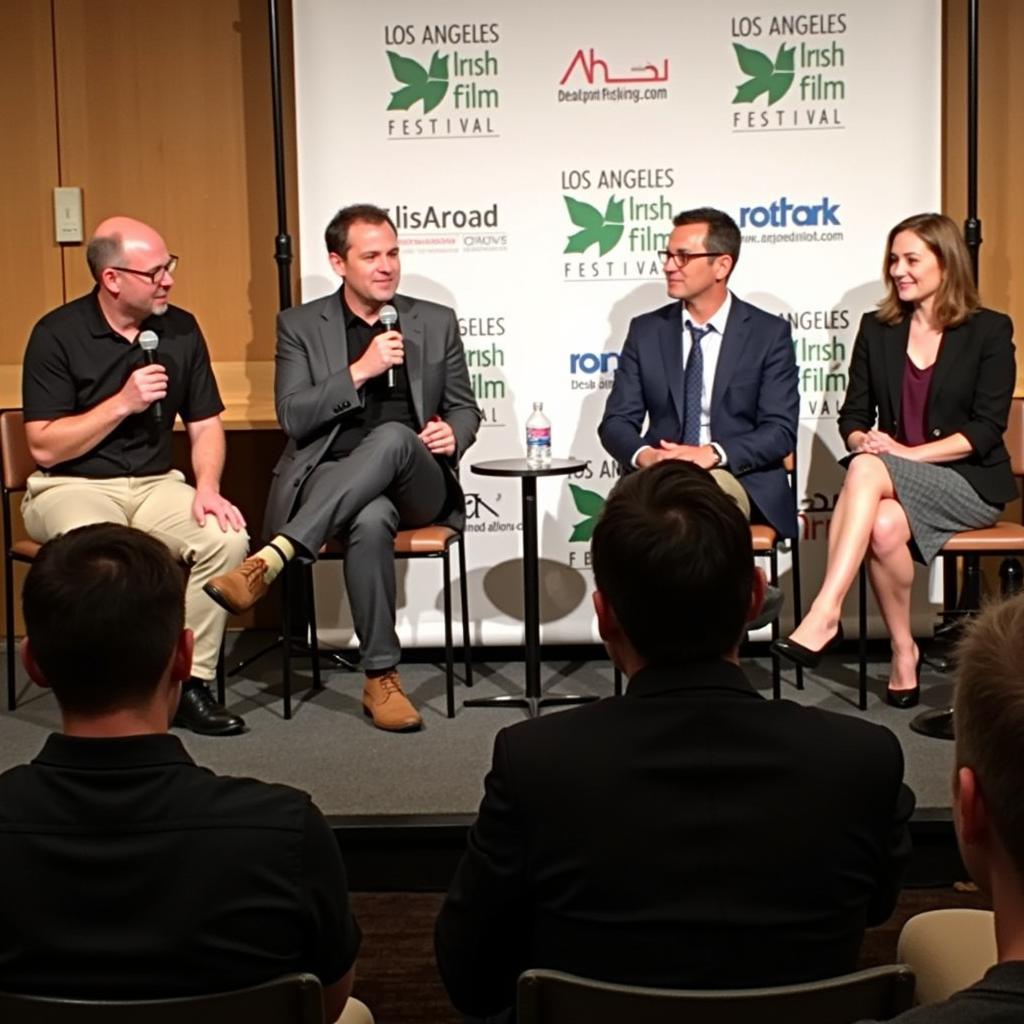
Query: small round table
469 457 597 717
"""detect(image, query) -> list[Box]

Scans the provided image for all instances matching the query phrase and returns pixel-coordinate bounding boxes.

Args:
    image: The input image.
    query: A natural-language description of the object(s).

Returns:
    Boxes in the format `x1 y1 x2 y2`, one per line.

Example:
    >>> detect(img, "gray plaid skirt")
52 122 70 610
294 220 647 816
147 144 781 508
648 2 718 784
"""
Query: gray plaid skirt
874 453 1003 563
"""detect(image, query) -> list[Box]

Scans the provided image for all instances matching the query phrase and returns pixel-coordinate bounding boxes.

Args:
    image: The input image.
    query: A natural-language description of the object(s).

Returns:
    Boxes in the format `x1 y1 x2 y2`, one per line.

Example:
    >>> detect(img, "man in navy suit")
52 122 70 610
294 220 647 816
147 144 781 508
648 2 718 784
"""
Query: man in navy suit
599 207 799 541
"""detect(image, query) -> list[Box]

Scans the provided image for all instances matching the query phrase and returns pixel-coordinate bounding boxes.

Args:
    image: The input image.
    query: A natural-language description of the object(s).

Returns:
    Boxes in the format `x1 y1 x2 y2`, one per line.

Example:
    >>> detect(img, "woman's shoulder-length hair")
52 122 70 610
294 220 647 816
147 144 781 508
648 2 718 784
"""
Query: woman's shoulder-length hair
876 212 981 328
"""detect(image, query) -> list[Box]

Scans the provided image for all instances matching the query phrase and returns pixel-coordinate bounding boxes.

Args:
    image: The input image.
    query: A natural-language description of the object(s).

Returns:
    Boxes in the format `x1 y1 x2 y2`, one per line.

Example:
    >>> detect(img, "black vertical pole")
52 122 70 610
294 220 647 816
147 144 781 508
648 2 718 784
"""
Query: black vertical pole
227 0 299 677
269 0 293 311
964 0 982 279
912 0 986 741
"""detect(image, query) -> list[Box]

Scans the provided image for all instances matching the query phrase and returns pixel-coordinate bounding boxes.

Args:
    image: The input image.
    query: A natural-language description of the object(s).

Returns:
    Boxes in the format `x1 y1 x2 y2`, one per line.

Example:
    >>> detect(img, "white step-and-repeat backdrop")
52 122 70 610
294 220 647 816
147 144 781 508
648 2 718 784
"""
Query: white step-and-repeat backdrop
291 1 941 646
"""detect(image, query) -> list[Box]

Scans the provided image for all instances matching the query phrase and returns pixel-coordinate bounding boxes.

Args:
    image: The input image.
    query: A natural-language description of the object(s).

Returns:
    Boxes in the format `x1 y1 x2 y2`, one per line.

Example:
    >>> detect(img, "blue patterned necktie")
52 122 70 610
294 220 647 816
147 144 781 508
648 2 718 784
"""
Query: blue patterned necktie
683 320 713 445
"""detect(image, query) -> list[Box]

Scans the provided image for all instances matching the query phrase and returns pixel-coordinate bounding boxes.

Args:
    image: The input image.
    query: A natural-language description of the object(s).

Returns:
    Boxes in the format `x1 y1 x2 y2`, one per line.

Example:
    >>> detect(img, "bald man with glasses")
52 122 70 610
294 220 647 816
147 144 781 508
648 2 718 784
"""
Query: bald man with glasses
598 206 799 629
20 216 249 736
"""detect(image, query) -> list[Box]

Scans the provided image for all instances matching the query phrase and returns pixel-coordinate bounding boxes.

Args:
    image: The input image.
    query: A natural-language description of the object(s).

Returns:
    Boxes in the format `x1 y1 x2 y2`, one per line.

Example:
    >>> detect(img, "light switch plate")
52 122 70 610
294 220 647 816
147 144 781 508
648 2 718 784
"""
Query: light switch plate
54 187 83 243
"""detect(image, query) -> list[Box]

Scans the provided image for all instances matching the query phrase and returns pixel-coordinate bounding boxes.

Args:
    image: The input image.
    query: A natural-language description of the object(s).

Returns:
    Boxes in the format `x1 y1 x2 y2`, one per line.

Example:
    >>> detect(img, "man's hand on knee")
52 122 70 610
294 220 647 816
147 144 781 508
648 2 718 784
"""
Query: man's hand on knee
192 487 247 532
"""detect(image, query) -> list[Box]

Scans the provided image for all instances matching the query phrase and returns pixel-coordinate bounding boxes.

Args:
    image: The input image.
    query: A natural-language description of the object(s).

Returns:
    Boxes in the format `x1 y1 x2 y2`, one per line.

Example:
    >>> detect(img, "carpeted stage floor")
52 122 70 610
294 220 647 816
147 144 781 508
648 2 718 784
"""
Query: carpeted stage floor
0 631 956 818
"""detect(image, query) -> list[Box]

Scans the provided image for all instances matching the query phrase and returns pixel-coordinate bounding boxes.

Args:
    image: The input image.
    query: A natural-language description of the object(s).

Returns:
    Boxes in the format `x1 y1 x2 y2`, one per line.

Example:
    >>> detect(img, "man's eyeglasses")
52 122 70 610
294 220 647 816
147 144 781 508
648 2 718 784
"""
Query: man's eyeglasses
112 256 179 284
657 250 725 269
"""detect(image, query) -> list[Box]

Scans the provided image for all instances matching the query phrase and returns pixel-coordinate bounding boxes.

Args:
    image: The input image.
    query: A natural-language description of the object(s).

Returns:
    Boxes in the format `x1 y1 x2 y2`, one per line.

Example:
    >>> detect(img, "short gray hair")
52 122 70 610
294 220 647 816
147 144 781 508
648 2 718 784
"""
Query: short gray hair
86 233 124 282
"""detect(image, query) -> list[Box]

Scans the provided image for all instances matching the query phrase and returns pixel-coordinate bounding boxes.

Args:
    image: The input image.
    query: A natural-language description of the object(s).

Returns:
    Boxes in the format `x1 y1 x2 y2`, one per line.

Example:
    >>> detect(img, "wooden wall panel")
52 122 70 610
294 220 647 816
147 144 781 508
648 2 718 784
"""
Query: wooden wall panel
0 2 64 360
943 0 1024 373
52 0 291 364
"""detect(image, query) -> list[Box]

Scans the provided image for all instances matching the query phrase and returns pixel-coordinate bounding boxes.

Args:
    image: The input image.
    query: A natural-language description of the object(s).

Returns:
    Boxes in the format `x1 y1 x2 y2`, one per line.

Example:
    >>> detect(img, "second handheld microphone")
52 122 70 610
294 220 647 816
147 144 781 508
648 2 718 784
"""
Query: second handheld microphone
379 304 398 387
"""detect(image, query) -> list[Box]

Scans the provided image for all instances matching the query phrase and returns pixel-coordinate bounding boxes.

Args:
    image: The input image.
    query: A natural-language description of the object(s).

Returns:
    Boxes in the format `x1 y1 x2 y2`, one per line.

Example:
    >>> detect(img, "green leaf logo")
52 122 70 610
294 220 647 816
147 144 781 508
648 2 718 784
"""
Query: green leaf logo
568 484 606 543
563 195 624 256
387 50 449 113
732 42 795 105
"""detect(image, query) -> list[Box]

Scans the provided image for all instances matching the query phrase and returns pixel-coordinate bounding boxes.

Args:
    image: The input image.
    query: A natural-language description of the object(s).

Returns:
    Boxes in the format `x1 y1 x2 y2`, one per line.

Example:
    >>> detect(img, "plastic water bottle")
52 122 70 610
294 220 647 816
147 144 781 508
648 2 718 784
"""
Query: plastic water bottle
525 402 552 468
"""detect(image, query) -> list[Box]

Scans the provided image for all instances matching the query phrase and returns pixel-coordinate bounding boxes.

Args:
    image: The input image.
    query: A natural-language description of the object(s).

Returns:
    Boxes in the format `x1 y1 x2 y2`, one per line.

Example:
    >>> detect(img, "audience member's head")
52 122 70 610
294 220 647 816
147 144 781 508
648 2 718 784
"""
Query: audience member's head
953 594 1024 898
591 461 760 670
21 523 190 720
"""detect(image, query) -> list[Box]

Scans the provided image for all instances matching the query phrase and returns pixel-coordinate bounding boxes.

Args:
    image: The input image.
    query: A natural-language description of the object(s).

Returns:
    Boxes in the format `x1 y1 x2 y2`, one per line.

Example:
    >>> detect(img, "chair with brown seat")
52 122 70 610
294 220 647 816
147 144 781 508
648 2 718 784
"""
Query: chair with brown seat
280 525 472 720
614 453 803 700
752 451 804 699
1 409 43 711
1 408 226 712
856 395 1024 711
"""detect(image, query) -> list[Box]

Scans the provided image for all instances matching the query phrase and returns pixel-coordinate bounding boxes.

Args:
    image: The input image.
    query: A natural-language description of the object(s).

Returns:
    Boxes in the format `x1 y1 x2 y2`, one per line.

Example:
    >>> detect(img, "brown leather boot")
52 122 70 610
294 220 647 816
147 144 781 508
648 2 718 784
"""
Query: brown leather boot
203 556 271 615
362 669 423 732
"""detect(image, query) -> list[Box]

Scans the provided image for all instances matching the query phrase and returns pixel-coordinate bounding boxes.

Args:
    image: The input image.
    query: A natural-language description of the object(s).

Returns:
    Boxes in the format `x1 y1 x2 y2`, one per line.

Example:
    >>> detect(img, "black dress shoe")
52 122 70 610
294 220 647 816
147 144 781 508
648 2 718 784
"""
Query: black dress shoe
771 623 844 669
886 654 922 708
748 585 785 632
173 679 245 736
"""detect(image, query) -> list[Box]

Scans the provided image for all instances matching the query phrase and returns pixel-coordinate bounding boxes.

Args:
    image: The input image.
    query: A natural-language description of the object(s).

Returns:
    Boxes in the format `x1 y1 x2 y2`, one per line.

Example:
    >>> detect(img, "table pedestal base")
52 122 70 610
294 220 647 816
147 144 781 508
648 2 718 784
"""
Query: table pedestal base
464 693 599 718
910 706 955 740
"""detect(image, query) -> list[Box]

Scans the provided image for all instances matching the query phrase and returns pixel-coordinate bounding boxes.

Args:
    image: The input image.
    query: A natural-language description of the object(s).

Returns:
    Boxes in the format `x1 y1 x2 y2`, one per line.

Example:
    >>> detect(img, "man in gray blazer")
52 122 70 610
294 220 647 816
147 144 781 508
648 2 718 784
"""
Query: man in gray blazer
206 204 480 731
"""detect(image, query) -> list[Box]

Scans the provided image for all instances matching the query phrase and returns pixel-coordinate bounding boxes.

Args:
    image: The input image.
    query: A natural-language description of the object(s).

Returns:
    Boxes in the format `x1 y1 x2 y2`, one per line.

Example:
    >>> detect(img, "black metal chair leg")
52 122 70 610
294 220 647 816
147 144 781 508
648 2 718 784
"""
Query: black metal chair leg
770 549 781 700
790 538 804 692
858 563 868 710
443 549 455 718
5 555 15 711
216 640 226 705
457 534 473 687
281 561 293 720
306 562 322 691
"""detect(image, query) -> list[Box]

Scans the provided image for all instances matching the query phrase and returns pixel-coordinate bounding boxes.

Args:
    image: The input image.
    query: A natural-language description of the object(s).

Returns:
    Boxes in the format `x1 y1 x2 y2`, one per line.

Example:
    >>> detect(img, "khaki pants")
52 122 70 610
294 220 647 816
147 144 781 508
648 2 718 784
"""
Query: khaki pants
22 471 249 682
710 468 751 520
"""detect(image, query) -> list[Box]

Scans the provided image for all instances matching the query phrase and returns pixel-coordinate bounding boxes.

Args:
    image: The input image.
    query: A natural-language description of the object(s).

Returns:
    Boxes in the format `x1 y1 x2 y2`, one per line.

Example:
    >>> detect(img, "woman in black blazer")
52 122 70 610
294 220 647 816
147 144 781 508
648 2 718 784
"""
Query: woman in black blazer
773 213 1016 706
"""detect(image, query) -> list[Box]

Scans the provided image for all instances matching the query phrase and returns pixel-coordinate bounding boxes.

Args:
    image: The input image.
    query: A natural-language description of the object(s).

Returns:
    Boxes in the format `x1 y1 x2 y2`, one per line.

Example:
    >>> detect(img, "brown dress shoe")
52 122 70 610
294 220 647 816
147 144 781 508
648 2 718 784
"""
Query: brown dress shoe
362 670 423 732
203 556 271 615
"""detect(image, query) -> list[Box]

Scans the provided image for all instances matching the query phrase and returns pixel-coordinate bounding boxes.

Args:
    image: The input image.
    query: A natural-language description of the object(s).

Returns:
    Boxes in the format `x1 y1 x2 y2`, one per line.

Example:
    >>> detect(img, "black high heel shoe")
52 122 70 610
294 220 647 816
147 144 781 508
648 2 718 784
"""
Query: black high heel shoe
771 623 844 669
886 652 922 708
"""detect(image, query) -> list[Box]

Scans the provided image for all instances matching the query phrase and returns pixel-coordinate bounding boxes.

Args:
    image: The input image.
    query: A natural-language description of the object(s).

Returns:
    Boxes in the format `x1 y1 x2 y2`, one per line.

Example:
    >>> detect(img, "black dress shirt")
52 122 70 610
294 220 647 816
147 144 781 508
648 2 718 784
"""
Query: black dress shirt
328 290 418 458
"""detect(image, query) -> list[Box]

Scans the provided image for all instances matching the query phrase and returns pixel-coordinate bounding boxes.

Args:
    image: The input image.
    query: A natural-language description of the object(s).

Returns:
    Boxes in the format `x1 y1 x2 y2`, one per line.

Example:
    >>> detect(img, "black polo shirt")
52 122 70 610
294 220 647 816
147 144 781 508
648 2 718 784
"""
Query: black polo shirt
22 289 225 477
329 290 418 458
0 733 360 999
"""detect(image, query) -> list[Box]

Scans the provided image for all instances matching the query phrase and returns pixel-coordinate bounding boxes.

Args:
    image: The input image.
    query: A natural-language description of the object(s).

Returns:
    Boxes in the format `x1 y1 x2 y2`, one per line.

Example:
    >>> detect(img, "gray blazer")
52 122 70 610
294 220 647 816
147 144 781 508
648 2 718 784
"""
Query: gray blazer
263 289 482 535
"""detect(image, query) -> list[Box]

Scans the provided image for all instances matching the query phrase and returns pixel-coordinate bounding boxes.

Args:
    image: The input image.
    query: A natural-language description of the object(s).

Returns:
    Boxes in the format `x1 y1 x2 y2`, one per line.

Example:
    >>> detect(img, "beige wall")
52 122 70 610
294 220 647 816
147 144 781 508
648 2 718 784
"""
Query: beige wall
0 1 1021 633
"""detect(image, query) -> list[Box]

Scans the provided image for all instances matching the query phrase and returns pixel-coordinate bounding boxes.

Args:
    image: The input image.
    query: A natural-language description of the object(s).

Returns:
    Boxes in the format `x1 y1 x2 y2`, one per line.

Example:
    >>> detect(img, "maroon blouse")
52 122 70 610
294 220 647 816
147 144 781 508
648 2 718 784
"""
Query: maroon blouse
898 356 935 446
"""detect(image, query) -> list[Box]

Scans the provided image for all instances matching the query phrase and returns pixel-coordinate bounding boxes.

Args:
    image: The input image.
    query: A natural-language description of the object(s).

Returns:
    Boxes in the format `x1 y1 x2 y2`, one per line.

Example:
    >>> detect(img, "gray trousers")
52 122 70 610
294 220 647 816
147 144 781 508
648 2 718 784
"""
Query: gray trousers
283 422 449 670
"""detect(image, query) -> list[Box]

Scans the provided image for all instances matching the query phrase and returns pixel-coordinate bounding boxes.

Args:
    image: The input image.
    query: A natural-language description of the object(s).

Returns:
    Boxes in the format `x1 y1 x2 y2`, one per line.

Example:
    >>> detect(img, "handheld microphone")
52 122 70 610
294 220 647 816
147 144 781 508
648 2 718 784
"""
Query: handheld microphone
379 304 398 387
138 330 163 426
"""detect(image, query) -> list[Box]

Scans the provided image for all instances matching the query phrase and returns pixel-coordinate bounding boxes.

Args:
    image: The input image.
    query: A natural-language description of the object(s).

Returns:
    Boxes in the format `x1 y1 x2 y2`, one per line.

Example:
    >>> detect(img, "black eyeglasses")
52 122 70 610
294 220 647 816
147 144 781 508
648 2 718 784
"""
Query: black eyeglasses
657 250 726 269
112 255 179 284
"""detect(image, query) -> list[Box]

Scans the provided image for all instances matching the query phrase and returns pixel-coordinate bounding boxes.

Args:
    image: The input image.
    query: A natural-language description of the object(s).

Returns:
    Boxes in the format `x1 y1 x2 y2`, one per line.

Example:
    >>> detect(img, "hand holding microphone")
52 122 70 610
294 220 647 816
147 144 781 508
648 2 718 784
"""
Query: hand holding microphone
120 330 168 419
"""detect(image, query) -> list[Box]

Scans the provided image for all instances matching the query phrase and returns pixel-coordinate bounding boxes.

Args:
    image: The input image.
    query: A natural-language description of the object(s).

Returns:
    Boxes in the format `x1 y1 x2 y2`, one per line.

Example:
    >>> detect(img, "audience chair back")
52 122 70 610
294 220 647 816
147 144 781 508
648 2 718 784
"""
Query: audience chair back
0 972 323 1024
897 908 996 1007
0 409 43 710
516 965 915 1024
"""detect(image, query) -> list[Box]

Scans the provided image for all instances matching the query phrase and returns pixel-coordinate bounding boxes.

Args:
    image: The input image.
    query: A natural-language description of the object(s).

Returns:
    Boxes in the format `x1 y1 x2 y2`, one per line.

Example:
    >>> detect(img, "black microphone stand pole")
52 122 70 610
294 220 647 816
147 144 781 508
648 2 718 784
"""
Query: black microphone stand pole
911 0 1021 740
230 0 355 684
